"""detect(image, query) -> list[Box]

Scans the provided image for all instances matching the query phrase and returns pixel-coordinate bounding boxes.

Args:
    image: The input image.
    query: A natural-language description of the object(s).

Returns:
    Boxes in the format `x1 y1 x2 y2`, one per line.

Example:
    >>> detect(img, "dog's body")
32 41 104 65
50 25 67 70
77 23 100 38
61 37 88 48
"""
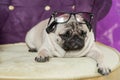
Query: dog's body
25 19 94 57
25 15 111 75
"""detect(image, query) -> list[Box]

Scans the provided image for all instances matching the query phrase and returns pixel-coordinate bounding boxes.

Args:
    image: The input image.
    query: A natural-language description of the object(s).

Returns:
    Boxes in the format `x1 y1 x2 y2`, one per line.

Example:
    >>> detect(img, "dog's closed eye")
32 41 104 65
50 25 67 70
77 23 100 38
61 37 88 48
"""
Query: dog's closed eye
80 30 87 38
59 30 72 40
65 30 72 36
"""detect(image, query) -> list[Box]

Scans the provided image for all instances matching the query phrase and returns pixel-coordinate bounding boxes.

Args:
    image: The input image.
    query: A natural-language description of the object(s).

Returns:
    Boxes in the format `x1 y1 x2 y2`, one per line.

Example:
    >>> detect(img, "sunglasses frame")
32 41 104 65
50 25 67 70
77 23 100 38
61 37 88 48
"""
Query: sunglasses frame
52 11 94 24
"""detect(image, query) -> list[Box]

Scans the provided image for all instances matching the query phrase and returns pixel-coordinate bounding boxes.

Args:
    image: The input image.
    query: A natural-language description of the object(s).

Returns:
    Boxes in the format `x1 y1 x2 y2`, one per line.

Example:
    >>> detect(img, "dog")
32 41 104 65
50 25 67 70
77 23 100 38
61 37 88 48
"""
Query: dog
25 12 111 75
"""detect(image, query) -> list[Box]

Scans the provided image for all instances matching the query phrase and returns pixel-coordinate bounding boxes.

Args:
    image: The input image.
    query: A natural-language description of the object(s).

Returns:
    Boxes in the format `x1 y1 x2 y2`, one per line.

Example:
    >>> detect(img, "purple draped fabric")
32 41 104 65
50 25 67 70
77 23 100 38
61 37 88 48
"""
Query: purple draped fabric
97 0 120 51
0 0 119 51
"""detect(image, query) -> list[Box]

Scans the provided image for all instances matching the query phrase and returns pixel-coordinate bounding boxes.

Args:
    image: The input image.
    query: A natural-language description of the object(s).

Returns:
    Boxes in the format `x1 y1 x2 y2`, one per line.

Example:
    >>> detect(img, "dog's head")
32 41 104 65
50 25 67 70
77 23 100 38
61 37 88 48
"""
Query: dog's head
46 12 92 51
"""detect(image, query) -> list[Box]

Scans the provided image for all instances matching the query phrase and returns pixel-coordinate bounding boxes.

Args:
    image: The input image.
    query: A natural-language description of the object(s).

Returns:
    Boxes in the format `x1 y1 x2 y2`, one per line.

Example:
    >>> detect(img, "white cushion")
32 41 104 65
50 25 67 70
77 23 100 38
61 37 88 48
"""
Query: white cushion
0 42 119 79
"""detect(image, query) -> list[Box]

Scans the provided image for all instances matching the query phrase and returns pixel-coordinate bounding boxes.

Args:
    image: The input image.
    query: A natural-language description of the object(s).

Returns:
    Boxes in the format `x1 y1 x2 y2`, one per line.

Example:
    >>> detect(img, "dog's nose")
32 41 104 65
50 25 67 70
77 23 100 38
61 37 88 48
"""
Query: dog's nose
71 35 84 48
72 35 79 40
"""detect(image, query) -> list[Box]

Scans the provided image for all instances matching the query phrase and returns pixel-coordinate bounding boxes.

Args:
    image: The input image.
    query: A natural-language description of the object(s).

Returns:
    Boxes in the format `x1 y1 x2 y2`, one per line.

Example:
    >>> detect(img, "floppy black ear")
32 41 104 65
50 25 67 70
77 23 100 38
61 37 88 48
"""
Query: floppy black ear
84 20 92 32
46 21 58 34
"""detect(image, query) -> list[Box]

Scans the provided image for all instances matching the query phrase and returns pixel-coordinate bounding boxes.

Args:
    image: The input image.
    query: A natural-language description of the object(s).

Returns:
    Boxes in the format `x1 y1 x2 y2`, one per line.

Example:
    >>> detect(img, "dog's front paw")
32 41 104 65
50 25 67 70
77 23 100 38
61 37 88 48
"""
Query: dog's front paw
98 67 111 75
35 49 49 62
35 56 49 62
97 64 111 75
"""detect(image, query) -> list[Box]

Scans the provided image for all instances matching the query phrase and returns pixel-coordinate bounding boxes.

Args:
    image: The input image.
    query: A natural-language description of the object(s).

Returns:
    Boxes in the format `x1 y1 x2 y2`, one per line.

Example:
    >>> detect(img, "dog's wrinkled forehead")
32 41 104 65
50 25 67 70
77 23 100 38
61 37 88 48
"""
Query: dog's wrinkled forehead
66 22 85 32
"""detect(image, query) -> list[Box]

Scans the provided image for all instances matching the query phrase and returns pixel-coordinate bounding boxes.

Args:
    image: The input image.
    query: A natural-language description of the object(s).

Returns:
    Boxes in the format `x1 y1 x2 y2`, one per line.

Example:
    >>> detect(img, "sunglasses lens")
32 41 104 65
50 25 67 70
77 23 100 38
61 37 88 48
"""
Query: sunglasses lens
75 13 92 23
55 13 70 23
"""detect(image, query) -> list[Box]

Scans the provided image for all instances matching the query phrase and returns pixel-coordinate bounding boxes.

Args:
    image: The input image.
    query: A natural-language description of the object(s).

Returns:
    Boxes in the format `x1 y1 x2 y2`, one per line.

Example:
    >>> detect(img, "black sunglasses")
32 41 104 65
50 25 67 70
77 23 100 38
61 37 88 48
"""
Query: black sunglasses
46 11 94 34
53 11 93 23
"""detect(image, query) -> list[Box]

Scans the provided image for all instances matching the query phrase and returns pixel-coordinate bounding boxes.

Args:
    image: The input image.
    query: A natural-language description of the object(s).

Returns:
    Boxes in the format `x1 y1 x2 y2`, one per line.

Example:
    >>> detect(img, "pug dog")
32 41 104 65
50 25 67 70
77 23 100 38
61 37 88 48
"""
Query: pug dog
25 12 111 75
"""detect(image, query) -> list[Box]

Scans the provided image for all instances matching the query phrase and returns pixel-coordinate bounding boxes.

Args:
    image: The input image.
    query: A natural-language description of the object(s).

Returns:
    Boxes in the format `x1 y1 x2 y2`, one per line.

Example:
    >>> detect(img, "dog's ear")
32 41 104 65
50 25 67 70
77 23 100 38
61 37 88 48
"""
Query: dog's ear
84 20 92 32
46 21 58 34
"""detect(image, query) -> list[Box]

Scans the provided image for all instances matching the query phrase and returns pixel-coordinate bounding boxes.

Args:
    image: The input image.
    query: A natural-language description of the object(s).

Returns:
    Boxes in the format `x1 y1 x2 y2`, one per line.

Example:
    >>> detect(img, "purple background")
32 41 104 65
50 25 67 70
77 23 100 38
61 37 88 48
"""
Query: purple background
0 0 120 52
97 0 120 51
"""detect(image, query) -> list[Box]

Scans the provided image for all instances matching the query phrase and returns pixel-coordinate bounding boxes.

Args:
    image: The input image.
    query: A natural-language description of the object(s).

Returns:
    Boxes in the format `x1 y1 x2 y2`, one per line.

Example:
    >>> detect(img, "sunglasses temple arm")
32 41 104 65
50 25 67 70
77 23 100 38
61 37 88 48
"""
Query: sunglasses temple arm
46 21 58 34
47 15 54 26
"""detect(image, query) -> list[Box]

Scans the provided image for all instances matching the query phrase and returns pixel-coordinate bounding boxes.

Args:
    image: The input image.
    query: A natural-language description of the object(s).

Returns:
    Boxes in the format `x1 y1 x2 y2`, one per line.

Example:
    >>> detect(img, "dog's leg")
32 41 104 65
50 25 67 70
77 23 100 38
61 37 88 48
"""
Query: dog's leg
34 32 53 62
25 33 38 52
86 44 111 75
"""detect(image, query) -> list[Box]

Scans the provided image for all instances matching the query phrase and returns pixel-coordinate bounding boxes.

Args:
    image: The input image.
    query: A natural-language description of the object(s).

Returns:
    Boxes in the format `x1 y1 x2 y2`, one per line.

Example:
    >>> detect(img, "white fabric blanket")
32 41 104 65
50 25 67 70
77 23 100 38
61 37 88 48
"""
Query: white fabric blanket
0 42 119 80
